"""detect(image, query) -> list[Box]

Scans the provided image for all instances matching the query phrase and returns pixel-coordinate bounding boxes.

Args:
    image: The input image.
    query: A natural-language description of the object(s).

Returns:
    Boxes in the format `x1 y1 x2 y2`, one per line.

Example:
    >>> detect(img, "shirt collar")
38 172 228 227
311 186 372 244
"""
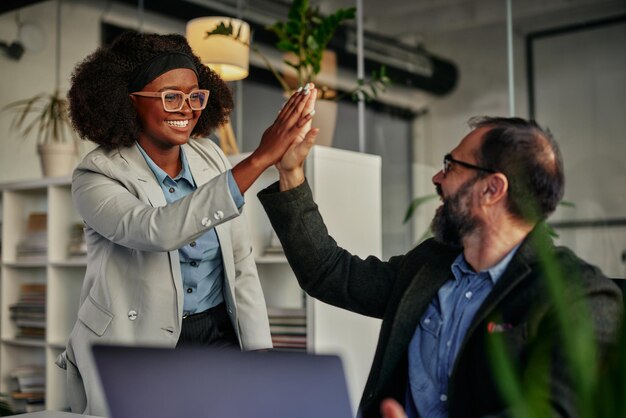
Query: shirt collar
135 143 195 186
451 243 522 284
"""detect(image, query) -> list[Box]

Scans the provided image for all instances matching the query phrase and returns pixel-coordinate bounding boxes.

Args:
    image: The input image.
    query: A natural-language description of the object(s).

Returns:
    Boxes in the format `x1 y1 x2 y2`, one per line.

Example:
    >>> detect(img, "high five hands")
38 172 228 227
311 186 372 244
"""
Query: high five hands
232 83 317 194
276 83 319 191
257 83 318 168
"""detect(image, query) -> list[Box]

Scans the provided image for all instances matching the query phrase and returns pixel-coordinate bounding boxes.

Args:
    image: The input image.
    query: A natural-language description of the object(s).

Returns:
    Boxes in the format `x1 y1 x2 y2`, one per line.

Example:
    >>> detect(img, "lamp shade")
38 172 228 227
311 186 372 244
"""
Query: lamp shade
186 17 250 81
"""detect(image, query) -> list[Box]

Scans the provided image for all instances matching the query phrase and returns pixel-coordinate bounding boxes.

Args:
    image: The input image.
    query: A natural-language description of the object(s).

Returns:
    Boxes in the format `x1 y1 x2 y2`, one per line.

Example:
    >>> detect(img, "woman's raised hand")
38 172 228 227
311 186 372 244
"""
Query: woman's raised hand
254 83 317 168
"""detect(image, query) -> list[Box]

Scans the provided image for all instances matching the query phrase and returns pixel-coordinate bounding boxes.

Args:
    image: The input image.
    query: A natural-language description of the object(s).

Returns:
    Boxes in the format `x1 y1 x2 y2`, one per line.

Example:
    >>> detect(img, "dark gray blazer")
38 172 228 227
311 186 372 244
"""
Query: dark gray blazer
259 180 623 418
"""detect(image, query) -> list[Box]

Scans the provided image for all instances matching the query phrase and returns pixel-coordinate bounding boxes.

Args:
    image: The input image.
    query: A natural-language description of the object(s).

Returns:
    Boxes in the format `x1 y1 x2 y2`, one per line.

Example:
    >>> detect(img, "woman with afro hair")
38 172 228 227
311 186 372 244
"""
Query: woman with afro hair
55 31 318 415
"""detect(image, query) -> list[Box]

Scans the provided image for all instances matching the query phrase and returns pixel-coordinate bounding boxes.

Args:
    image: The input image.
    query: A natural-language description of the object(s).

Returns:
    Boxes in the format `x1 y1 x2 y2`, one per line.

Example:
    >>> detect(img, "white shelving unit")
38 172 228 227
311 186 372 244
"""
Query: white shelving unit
230 146 383 412
0 176 85 412
0 146 382 414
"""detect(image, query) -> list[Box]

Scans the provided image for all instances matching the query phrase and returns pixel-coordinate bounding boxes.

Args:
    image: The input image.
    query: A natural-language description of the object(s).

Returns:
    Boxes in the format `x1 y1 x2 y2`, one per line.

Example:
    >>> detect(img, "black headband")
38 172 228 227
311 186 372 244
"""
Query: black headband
128 52 199 92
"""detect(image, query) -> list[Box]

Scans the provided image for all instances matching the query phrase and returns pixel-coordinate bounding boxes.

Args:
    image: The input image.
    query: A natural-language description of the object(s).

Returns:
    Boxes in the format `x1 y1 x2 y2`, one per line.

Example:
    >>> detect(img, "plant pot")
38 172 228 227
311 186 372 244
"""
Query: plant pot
37 143 77 177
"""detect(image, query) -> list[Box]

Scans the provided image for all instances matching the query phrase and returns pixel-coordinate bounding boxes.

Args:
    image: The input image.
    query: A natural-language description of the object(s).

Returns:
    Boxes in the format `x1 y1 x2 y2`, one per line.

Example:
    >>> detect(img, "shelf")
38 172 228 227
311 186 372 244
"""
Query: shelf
3 259 48 268
50 258 88 267
1 176 77 407
2 338 46 348
0 176 71 191
47 341 67 350
255 255 288 264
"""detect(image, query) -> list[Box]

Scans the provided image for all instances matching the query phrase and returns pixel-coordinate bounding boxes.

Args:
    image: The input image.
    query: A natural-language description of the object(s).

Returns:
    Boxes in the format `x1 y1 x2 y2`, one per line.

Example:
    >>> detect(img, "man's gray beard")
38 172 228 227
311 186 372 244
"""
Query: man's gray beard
430 176 481 247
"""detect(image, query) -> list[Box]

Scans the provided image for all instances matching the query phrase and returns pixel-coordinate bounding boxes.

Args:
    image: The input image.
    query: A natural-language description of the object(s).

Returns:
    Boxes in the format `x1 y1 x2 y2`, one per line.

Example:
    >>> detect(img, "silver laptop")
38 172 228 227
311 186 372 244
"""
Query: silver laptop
92 344 354 418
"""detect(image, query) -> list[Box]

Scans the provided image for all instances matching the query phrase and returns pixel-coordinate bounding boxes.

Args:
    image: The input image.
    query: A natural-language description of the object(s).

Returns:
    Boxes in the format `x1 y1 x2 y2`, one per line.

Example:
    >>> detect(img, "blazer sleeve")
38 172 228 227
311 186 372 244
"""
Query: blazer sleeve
72 151 241 252
258 179 404 319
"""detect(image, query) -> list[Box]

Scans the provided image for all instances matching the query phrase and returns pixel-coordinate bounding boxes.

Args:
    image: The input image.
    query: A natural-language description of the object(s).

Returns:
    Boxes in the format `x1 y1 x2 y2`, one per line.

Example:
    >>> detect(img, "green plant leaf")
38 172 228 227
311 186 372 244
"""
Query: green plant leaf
288 0 307 23
306 35 319 51
3 90 77 145
205 22 234 37
403 194 438 223
266 22 286 38
286 21 302 39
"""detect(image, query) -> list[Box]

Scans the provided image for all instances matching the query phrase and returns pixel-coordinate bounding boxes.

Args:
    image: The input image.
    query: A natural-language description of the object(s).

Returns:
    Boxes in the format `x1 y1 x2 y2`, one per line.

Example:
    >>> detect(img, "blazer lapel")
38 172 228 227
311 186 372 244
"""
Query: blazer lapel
184 142 221 187
118 145 166 207
118 144 186 316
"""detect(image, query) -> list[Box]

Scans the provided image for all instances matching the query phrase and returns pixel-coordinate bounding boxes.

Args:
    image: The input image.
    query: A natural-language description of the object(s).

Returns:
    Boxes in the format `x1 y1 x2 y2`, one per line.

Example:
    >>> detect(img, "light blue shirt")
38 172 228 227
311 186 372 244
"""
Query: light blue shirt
136 143 244 315
406 244 521 418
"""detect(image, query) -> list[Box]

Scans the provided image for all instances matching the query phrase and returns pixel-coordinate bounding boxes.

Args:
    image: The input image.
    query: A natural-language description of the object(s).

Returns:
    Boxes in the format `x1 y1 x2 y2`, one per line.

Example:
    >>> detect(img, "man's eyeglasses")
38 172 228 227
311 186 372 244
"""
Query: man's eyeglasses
130 89 210 112
443 153 495 175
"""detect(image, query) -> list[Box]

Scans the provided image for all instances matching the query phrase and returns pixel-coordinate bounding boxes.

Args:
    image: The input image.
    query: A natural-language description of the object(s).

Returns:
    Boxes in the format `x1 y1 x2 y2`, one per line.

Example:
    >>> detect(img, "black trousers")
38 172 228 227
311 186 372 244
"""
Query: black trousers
176 303 239 349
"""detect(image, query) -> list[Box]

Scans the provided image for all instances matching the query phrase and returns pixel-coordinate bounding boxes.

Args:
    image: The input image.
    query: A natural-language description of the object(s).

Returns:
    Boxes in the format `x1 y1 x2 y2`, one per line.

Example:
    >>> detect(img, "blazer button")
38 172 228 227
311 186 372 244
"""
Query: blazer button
201 217 212 227
128 310 138 321
213 210 224 220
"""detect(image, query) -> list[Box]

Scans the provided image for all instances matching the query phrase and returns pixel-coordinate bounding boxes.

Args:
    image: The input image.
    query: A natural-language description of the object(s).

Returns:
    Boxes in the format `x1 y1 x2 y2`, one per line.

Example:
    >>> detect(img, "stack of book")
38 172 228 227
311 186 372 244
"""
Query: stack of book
9 365 45 413
268 307 307 351
16 213 47 260
10 283 46 340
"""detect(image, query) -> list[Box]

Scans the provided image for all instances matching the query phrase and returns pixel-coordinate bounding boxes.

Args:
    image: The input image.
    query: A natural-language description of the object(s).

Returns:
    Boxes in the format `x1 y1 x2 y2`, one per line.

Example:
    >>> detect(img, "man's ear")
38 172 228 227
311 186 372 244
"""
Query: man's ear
482 173 508 206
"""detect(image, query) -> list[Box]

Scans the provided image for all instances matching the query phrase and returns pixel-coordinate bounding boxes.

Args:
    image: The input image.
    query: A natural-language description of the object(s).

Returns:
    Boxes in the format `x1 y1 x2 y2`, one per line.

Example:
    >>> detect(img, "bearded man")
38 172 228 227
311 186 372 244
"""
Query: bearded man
258 116 622 418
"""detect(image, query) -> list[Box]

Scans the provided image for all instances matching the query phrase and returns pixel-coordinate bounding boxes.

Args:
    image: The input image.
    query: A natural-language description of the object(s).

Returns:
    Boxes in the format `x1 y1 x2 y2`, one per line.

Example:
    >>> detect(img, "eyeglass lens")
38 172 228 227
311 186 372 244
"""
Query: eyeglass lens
163 90 208 111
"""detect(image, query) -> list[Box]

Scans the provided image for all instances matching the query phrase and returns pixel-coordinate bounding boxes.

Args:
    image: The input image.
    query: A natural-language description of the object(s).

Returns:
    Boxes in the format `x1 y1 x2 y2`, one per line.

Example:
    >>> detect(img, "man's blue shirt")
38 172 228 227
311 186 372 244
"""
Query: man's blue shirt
406 244 520 418
136 143 244 315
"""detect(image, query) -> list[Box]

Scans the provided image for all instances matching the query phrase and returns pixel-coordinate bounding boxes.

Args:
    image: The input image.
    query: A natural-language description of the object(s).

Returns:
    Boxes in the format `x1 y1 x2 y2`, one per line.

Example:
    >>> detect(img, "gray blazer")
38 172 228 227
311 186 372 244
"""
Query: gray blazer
258 180 623 418
57 138 272 416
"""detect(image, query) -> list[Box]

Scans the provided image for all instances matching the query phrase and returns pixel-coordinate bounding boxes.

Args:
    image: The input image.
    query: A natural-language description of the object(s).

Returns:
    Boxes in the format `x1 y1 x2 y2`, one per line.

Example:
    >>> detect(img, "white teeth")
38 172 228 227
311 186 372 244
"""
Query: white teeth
167 120 189 128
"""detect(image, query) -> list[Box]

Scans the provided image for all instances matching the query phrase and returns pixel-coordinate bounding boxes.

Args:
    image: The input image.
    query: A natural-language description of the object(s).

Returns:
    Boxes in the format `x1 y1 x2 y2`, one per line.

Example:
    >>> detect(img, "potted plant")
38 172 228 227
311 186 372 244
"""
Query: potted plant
266 0 388 99
202 0 390 146
2 2 78 178
3 89 78 177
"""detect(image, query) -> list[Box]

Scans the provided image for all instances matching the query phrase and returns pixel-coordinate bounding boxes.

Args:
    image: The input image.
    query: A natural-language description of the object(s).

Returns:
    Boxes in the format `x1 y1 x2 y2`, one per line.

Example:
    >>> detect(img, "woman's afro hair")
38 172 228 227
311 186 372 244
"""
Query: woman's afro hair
68 31 233 149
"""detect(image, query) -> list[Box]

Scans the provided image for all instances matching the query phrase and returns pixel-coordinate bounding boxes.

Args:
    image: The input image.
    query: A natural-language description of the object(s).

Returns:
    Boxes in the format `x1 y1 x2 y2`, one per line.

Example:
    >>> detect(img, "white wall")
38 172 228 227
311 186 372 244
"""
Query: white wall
413 23 528 170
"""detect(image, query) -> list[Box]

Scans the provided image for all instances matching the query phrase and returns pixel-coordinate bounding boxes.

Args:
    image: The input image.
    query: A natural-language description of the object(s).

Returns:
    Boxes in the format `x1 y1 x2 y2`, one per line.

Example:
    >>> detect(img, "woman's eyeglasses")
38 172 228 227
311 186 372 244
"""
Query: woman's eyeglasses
443 153 495 175
130 89 210 112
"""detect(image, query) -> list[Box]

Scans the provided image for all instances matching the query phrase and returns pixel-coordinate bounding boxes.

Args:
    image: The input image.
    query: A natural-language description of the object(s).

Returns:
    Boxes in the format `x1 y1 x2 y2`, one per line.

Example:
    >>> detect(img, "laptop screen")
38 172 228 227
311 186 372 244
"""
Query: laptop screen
92 345 354 418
